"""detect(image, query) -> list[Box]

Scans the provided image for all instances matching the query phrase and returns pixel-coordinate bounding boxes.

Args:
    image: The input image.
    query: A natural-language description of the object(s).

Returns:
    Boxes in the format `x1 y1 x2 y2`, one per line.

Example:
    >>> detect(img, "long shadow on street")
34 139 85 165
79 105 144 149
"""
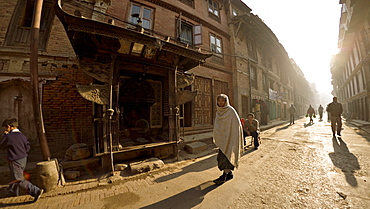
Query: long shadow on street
328 136 360 187
303 122 314 128
345 122 370 143
154 154 217 183
140 181 218 209
275 125 290 132
0 200 34 207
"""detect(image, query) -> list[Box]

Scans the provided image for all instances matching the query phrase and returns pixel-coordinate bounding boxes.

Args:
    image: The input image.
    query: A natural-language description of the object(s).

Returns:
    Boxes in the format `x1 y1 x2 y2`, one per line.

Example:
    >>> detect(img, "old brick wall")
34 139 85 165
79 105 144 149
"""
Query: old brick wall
42 65 93 159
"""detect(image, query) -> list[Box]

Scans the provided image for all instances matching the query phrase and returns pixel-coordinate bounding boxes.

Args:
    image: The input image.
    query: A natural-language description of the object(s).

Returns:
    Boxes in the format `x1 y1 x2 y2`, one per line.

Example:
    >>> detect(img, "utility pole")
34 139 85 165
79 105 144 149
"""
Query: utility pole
30 0 51 160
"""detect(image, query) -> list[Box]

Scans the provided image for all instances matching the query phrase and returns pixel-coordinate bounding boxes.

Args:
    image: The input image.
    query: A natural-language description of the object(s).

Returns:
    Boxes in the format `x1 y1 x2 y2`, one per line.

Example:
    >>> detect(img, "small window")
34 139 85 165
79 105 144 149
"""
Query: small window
4 0 54 50
180 22 193 45
179 0 194 8
251 66 257 88
178 21 202 45
129 4 154 30
232 8 238 16
208 0 219 17
210 34 222 55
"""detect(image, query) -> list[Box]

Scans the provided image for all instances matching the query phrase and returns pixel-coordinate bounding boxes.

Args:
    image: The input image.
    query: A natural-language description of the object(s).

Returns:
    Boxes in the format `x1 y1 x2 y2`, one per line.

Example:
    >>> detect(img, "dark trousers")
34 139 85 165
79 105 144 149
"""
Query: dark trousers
217 150 234 171
244 131 259 148
8 157 41 197
309 114 313 123
330 116 342 135
289 114 294 124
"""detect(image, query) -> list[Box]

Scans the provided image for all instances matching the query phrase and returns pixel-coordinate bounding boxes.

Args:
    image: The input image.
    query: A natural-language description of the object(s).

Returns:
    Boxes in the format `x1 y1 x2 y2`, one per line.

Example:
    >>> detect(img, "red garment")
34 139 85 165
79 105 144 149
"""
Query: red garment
240 118 245 127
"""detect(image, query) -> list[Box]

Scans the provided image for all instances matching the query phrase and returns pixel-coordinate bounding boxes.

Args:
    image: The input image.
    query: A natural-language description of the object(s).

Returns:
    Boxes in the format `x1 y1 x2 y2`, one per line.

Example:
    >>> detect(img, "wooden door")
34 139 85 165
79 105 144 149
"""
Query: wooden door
0 79 36 140
193 77 212 126
214 80 228 120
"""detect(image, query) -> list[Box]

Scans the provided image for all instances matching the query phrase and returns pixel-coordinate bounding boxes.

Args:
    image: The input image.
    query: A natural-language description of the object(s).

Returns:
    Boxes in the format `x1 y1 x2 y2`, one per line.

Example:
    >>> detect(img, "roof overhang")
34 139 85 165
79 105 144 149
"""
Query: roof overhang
54 0 212 71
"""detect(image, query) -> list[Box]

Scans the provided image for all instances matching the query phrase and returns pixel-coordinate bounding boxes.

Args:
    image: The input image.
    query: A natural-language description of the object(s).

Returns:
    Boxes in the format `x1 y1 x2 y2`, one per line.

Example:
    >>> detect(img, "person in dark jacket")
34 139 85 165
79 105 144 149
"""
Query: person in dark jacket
326 97 343 137
288 104 296 125
243 113 260 150
306 105 315 124
318 105 324 121
0 118 43 202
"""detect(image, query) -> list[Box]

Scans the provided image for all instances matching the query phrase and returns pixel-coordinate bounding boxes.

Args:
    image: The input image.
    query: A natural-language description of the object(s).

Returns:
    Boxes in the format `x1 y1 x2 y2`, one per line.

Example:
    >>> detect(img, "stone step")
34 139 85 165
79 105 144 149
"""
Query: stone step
185 141 208 154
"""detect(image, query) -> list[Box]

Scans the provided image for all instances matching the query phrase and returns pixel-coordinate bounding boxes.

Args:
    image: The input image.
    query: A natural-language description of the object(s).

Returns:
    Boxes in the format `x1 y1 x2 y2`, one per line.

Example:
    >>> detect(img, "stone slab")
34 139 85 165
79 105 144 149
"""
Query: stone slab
130 157 165 174
185 141 207 154
64 171 80 180
114 163 128 171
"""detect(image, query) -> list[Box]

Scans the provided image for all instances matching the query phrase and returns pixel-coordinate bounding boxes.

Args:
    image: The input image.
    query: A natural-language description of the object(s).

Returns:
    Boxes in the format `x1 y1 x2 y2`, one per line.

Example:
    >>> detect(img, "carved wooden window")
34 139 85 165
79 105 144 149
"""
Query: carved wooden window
129 3 153 30
4 0 54 50
148 80 162 128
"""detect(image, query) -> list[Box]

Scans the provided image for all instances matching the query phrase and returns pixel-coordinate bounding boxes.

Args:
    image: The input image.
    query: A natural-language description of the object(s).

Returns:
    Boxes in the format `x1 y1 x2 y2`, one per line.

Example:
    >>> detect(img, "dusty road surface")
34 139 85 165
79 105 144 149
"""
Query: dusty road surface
1 116 370 208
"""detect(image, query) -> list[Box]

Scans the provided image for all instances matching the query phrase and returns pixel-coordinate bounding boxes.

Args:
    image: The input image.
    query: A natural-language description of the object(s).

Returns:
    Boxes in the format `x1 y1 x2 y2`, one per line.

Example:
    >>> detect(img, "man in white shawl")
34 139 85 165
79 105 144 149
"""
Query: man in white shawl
213 94 244 185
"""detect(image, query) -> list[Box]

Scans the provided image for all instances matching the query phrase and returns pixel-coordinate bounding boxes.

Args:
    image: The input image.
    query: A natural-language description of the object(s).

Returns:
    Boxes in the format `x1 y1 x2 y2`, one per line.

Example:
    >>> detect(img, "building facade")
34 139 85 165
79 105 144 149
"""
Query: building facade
228 0 314 124
0 0 233 164
0 0 315 166
0 0 93 163
331 0 370 121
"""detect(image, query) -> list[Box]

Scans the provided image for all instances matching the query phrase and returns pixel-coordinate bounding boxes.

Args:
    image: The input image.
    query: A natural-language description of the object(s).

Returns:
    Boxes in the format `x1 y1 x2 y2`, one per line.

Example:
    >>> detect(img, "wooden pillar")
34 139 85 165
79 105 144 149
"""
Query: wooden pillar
168 66 177 142
30 0 51 160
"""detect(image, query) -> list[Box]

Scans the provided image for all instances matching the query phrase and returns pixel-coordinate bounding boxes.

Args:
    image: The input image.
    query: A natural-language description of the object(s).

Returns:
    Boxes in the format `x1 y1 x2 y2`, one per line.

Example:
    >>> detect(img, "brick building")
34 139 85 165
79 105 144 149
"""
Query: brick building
0 0 315 167
0 0 93 163
0 0 233 165
228 0 314 124
331 0 370 121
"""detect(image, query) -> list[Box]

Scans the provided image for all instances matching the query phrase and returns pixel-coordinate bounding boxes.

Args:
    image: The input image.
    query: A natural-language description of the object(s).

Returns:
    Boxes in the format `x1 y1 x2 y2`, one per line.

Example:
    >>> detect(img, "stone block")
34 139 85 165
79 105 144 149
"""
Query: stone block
64 171 80 180
114 163 128 171
130 157 165 174
65 143 92 161
185 142 207 154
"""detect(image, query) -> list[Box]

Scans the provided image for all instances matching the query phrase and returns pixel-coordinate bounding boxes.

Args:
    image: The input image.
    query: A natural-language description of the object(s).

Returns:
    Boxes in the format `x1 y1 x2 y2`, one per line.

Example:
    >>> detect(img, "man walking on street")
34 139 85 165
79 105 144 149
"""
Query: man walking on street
327 97 343 137
289 104 296 125
307 105 315 124
318 105 324 121
0 118 44 202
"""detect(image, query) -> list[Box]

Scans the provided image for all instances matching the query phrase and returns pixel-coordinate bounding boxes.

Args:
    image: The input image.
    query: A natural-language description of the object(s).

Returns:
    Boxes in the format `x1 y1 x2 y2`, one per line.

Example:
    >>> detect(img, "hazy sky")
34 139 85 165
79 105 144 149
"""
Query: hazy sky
241 0 342 95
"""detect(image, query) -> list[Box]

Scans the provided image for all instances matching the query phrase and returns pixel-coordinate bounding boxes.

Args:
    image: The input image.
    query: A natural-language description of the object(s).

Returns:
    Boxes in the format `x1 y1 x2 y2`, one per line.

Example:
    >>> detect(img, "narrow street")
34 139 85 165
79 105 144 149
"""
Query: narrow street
1 115 370 208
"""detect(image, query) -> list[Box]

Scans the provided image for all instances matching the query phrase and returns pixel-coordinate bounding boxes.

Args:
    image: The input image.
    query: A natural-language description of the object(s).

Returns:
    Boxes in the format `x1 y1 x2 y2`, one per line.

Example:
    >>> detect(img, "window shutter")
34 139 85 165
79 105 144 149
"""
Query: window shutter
176 13 182 40
193 24 202 45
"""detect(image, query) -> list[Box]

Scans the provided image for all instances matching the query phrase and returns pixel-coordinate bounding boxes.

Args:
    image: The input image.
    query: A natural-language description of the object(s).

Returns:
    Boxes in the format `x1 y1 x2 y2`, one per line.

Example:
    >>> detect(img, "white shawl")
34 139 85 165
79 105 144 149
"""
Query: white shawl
213 95 244 168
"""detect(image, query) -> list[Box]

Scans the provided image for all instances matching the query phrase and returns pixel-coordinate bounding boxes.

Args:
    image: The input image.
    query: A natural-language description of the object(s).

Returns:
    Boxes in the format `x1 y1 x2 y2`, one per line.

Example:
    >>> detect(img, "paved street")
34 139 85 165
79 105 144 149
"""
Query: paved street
1 115 370 208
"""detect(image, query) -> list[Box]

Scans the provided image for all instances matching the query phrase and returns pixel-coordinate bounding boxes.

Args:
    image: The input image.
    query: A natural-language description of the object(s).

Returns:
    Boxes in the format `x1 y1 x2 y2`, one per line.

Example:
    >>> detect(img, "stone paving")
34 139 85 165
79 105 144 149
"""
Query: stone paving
1 117 369 208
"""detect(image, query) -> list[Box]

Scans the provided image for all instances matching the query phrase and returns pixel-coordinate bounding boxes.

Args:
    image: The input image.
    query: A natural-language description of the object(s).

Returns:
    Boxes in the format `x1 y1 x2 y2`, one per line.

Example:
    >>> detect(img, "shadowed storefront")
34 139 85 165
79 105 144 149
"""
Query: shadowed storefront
55 0 211 169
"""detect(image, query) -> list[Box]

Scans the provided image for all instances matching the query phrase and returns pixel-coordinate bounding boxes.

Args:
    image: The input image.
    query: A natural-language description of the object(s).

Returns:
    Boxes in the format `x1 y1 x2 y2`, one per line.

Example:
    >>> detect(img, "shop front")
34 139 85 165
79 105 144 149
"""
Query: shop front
55 1 211 168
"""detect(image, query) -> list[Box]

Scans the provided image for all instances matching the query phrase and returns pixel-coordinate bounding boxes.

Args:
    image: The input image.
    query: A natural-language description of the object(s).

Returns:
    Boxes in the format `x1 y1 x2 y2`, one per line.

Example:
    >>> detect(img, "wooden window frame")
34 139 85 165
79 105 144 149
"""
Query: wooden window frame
208 0 220 18
178 21 202 45
210 34 222 56
4 0 54 50
178 0 194 8
129 3 154 30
